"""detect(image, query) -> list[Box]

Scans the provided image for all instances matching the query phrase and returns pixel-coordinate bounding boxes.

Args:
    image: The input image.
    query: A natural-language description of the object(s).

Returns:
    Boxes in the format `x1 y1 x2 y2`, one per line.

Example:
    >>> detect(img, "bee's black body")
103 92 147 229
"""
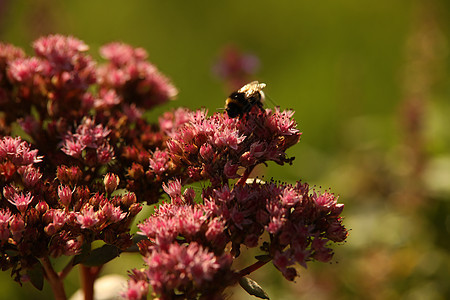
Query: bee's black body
225 81 266 118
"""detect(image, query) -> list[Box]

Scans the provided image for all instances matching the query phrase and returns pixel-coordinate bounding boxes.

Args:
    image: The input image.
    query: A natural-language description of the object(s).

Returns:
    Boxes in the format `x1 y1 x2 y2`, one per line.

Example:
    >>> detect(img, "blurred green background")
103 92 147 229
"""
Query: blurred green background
1 0 450 299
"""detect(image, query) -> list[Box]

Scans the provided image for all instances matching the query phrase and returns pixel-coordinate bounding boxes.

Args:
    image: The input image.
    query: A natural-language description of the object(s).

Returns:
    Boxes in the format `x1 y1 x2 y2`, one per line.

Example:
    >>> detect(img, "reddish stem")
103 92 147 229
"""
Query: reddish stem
80 265 102 300
59 257 75 280
237 259 270 278
236 165 255 186
40 256 67 300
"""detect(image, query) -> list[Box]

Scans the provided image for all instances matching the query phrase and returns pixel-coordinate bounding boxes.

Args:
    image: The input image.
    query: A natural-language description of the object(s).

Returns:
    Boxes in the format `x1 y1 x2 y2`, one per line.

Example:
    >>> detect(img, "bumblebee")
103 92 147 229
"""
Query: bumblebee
225 81 266 118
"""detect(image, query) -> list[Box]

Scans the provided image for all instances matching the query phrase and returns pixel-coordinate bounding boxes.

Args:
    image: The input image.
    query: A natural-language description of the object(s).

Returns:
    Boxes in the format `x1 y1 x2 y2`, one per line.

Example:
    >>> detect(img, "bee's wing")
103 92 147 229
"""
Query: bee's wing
238 81 266 99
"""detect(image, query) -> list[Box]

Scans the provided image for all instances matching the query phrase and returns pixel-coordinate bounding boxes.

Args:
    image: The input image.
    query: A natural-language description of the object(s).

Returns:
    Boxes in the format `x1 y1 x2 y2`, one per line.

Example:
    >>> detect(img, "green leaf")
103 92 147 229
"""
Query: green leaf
81 244 120 267
73 242 91 266
239 277 270 299
125 234 148 252
27 262 44 291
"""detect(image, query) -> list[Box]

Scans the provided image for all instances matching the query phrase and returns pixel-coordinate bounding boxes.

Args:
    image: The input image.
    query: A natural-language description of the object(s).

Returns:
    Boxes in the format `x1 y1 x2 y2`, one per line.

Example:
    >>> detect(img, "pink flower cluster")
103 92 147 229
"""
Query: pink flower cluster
205 180 347 280
124 175 347 298
130 182 234 298
0 35 347 299
160 107 300 185
0 136 140 281
97 42 177 111
62 117 115 164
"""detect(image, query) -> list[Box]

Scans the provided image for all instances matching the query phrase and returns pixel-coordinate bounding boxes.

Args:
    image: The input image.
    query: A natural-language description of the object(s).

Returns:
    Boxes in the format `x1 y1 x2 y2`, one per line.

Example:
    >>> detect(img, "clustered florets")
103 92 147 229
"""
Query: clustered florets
0 34 347 299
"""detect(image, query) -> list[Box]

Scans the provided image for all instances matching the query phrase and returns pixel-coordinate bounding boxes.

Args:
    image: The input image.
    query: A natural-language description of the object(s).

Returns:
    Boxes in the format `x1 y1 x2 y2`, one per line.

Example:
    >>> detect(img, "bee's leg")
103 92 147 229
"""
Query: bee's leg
256 101 265 114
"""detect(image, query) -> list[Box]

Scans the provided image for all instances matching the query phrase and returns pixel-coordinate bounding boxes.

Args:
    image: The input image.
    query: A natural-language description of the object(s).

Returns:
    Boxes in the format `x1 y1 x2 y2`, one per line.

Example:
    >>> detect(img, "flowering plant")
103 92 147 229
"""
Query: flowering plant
0 35 347 300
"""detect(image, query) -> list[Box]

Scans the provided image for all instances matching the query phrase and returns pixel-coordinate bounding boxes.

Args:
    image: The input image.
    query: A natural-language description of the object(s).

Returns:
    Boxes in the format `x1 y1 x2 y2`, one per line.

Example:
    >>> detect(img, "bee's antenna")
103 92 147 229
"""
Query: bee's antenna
265 93 278 107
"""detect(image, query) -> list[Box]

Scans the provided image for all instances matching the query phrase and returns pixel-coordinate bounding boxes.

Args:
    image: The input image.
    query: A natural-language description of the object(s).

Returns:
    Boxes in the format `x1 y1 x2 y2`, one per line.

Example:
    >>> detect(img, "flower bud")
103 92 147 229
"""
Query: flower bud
128 203 142 217
35 201 49 215
128 163 144 179
3 186 16 201
26 208 40 225
121 193 136 207
199 143 213 161
58 185 73 207
104 173 120 194
10 215 25 240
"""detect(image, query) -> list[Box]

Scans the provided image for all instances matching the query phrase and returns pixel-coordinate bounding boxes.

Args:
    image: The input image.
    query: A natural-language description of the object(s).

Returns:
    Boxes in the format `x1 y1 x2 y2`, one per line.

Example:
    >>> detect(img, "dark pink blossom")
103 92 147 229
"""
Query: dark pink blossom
17 165 42 187
8 192 33 213
100 202 126 223
44 209 67 235
0 136 42 165
149 149 170 175
202 180 347 279
33 35 89 71
61 118 114 164
0 43 25 64
9 215 25 241
0 209 12 242
58 185 73 207
122 270 149 300
161 179 182 201
158 107 191 135
100 42 147 67
76 206 99 229
7 57 43 82
98 42 177 110
143 242 232 297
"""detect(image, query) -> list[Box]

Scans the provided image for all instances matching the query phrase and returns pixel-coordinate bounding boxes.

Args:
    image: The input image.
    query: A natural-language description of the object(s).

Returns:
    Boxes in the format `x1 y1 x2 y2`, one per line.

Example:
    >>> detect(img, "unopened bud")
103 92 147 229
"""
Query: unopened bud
104 173 120 194
58 185 73 207
128 203 142 217
121 193 137 207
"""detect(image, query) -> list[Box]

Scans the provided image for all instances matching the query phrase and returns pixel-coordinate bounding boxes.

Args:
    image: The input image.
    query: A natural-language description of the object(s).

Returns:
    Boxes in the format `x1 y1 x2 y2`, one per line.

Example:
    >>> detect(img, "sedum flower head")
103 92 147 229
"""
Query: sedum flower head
0 35 347 299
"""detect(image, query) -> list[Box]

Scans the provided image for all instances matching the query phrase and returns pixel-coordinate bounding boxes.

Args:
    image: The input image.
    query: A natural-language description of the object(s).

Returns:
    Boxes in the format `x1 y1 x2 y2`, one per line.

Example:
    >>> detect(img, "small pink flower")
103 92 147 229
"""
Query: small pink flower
158 108 191 135
9 215 25 240
280 187 300 206
0 136 42 164
162 179 182 200
58 185 73 207
33 34 89 71
0 209 12 242
122 104 142 122
7 57 42 82
122 279 149 300
0 42 25 62
199 143 213 161
64 239 82 256
76 206 99 229
94 89 121 109
149 149 170 175
101 202 126 223
143 242 227 295
97 143 115 164
100 42 147 66
61 136 85 158
18 166 42 187
8 192 33 213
